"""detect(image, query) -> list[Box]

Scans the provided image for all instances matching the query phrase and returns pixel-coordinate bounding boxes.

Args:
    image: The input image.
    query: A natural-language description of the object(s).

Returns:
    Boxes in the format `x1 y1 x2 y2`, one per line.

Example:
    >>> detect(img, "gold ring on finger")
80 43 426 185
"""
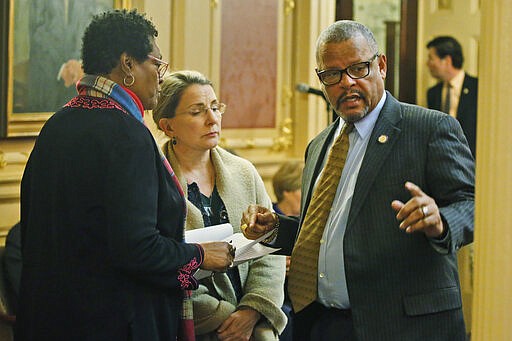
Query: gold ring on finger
421 205 429 218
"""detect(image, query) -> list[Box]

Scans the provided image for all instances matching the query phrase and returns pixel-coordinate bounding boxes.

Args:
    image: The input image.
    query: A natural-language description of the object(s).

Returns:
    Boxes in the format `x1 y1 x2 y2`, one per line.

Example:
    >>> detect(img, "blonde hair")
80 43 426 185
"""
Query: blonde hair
272 161 303 202
152 70 212 128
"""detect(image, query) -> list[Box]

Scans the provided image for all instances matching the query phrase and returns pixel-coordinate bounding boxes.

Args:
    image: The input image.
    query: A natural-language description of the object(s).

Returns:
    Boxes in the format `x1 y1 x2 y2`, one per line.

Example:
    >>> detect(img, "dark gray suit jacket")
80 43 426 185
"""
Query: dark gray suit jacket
427 74 478 156
276 92 474 340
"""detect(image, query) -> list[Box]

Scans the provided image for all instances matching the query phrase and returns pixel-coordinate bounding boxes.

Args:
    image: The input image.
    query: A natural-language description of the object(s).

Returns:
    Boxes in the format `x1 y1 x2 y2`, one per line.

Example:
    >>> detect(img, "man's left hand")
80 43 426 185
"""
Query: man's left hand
391 181 445 238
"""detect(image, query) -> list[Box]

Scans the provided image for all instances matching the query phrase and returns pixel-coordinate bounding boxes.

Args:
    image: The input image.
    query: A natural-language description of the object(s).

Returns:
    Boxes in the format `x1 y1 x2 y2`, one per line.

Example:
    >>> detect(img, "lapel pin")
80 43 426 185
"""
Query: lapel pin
378 135 388 144
463 88 469 95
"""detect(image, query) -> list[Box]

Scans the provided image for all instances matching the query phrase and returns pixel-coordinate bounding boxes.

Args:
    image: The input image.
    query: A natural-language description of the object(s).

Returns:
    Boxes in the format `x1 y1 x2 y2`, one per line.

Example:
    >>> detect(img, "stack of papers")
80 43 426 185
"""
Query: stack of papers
185 223 280 279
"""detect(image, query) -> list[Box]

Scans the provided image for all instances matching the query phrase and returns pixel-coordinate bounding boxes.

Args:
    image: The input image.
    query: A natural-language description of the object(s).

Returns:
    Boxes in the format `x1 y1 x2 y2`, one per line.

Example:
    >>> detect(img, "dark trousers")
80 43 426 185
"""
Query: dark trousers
279 279 294 341
292 301 354 341
279 298 294 341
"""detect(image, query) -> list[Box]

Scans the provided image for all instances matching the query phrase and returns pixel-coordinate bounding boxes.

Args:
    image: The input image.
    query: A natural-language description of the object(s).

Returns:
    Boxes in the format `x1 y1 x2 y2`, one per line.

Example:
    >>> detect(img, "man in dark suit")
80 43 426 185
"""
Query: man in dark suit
426 36 478 156
242 21 474 340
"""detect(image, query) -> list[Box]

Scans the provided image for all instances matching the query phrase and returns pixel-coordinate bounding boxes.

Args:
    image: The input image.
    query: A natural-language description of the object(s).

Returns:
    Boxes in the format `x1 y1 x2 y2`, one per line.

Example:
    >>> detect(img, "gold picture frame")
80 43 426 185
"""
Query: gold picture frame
1 0 131 137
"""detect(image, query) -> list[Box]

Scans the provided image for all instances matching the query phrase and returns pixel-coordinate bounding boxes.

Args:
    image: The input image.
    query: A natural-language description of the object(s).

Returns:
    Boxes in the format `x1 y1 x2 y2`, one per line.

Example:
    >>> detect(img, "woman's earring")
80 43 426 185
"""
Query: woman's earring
123 73 135 87
171 136 177 145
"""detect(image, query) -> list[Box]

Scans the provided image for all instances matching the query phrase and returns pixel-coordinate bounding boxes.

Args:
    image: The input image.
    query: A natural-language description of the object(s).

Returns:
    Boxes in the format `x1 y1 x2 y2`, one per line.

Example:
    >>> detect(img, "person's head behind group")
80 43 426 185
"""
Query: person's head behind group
315 20 387 124
272 161 303 216
153 70 225 152
426 36 464 81
81 9 167 110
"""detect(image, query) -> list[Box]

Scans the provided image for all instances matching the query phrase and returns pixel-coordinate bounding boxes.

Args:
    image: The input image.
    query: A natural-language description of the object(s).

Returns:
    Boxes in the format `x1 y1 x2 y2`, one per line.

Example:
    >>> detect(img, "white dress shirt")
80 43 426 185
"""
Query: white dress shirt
316 92 387 309
442 70 465 118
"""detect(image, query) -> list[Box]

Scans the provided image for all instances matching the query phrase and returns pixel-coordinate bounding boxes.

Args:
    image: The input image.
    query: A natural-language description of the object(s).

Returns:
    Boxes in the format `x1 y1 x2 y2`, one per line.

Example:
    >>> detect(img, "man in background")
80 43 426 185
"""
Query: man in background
426 36 478 156
272 161 302 218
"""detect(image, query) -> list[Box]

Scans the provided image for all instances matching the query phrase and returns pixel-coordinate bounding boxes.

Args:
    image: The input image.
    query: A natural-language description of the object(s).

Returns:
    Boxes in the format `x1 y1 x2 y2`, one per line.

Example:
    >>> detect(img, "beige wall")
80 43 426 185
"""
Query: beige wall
472 1 512 339
143 1 172 63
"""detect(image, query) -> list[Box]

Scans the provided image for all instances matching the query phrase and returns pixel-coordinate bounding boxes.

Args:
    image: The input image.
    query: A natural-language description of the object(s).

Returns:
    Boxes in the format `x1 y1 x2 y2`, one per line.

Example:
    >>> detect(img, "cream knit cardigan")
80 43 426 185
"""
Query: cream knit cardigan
164 142 287 340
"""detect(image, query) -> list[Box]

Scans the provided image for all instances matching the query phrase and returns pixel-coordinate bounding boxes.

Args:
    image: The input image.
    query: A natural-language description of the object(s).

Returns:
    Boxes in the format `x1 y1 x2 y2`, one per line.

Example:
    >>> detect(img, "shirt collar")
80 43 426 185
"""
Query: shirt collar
447 69 465 89
337 91 386 139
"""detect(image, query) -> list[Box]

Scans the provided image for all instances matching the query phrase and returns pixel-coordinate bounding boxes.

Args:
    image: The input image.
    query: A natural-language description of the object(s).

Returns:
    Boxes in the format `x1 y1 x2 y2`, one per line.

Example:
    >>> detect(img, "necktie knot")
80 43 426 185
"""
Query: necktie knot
342 122 354 135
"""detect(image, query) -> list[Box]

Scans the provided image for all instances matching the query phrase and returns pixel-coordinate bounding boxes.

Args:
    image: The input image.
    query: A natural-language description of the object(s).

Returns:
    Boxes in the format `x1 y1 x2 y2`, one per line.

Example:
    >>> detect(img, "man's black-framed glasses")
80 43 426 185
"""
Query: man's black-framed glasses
316 53 379 86
147 54 169 80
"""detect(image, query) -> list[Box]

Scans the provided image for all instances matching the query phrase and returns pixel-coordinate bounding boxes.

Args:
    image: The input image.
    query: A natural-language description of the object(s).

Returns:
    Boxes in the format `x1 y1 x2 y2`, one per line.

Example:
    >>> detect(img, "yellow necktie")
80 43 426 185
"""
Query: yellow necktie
287 122 354 312
443 83 451 114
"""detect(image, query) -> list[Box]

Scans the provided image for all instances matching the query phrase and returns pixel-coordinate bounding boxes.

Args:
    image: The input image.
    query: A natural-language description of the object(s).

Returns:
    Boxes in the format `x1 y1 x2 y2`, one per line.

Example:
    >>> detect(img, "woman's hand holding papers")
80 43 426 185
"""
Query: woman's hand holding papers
200 242 234 272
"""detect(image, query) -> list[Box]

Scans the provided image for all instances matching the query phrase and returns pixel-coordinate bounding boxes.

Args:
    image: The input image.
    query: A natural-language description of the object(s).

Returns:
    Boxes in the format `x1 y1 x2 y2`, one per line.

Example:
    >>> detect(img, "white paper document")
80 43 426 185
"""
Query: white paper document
185 223 280 279
185 223 234 243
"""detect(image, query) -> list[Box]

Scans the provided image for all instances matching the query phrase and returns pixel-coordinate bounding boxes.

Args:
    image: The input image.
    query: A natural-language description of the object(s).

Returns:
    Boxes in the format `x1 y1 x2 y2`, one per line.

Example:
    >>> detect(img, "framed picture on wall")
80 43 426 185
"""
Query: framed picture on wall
0 0 127 137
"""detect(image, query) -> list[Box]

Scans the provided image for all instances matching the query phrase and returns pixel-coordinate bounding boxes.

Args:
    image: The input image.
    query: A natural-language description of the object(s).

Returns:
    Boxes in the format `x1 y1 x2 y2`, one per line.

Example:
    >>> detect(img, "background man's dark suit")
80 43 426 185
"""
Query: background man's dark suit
427 74 478 156
275 92 474 340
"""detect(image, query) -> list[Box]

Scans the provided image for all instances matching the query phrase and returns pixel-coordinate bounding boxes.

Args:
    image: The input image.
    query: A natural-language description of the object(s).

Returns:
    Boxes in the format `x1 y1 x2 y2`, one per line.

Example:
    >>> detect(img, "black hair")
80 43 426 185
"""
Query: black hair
426 36 464 69
81 9 158 75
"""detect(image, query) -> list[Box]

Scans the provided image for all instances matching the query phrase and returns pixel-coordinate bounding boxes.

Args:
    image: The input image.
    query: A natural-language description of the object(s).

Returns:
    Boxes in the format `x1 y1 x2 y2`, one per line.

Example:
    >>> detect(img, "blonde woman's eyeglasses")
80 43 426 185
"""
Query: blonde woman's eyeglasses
178 103 227 118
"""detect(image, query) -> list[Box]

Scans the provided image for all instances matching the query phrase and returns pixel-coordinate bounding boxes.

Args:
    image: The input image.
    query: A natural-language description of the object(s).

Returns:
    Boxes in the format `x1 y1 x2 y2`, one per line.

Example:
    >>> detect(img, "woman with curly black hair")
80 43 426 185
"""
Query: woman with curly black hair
17 9 233 341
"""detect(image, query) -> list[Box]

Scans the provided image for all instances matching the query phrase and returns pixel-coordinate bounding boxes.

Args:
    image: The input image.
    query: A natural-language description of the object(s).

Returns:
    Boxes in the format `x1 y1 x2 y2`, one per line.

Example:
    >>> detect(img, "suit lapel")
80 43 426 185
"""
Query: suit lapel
457 74 472 116
347 93 402 226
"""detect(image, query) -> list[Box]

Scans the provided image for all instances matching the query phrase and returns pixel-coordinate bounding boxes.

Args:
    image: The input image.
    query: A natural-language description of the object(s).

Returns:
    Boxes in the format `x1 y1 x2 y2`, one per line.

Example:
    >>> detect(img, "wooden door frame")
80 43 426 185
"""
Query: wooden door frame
0 0 9 137
399 0 417 104
335 0 418 104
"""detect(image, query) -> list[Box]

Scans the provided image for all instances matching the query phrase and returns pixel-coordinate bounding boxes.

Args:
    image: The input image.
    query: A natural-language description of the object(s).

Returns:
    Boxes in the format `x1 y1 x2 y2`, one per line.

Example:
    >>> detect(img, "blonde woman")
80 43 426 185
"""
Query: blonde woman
153 70 287 341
